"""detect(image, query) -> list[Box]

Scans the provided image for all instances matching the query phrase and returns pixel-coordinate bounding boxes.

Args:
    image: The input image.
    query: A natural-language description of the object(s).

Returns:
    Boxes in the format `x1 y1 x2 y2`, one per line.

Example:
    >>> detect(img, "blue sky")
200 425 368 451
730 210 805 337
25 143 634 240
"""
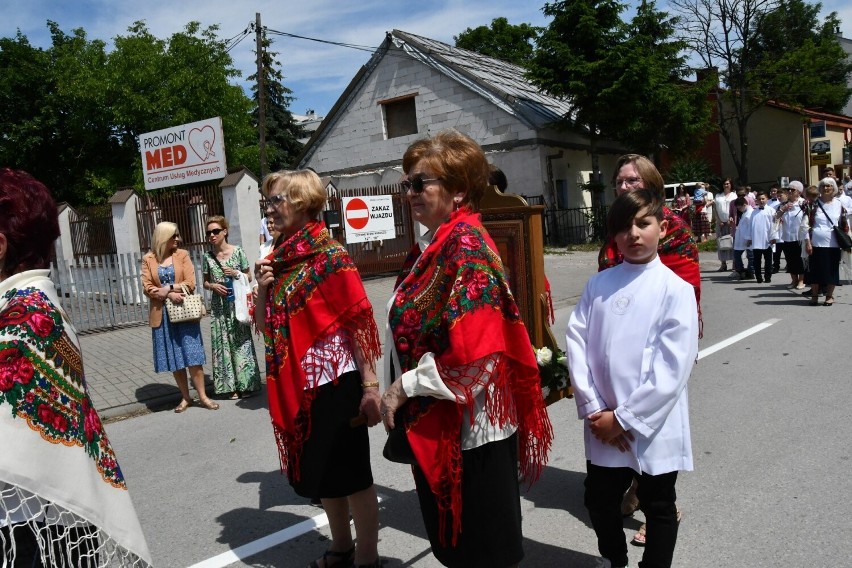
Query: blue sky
3 0 851 118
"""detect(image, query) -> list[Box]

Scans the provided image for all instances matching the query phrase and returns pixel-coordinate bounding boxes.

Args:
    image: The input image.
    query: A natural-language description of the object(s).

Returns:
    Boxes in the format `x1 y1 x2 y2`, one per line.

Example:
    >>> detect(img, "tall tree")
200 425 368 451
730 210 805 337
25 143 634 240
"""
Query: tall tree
454 17 541 66
750 0 852 112
613 1 715 159
248 32 305 174
528 0 631 203
670 0 851 183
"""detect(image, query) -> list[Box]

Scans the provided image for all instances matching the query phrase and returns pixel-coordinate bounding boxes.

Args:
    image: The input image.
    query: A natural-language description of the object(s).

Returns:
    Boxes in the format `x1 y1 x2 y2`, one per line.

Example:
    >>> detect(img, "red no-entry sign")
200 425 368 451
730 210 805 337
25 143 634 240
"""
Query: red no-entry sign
345 198 370 230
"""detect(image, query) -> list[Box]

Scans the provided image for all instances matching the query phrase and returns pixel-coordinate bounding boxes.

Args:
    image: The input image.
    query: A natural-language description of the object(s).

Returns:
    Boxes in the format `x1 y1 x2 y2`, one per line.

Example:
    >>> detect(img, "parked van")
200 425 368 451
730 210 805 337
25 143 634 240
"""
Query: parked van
663 181 706 204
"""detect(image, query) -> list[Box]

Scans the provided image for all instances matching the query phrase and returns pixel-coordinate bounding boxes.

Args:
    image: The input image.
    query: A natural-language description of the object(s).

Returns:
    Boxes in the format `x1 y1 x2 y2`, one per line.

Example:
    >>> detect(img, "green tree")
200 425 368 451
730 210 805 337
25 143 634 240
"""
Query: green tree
613 1 715 158
750 0 852 112
670 0 852 183
528 0 631 205
454 17 541 66
247 32 305 176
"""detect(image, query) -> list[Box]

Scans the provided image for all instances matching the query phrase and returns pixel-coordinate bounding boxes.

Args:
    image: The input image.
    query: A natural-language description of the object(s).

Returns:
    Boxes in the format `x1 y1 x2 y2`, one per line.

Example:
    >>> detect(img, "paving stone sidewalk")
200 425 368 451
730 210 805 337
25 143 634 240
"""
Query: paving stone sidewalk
81 251 649 419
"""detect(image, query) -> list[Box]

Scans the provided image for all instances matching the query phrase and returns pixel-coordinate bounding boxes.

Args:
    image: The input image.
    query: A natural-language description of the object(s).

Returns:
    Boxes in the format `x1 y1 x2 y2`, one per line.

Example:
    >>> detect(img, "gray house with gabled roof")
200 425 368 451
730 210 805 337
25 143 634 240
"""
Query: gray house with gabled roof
297 29 624 208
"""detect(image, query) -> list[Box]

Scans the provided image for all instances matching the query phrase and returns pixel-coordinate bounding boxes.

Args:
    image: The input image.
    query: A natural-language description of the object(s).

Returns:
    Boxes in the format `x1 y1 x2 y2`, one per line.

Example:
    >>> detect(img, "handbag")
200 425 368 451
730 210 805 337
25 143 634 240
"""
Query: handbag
815 199 852 251
717 234 734 251
232 272 253 325
165 284 204 323
382 404 416 464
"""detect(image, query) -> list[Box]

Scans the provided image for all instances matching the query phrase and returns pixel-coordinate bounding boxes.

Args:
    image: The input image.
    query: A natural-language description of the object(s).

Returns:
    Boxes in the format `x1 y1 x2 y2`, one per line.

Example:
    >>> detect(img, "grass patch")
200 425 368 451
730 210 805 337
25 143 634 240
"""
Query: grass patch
697 239 718 252
545 243 603 255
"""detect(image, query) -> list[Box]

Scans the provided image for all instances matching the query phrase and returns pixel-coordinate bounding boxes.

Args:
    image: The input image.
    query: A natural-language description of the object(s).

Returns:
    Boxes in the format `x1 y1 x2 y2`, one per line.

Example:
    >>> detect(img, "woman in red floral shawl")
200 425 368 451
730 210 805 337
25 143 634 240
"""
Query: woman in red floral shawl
598 154 700 546
379 130 553 568
254 170 382 568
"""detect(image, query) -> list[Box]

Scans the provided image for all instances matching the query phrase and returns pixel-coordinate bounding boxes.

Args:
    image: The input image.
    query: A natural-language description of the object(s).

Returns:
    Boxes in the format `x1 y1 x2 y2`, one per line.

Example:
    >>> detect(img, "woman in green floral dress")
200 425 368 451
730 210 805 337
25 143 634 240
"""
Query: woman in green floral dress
202 215 262 398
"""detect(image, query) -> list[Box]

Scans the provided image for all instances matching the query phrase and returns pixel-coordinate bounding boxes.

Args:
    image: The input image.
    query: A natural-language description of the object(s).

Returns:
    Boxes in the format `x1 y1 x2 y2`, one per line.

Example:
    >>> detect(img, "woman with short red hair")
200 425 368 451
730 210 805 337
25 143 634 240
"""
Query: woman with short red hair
0 168 152 567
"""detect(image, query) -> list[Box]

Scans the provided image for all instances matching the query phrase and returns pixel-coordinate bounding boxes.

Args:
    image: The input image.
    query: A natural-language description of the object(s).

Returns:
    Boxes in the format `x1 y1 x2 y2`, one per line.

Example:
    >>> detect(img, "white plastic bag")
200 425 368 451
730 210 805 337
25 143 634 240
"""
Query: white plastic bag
232 273 253 325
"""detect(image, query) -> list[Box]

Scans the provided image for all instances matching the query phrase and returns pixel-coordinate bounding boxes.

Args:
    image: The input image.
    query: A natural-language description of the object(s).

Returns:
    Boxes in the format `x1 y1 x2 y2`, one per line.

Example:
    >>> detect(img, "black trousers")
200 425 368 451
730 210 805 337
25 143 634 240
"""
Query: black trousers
584 462 679 568
752 247 772 281
772 243 783 271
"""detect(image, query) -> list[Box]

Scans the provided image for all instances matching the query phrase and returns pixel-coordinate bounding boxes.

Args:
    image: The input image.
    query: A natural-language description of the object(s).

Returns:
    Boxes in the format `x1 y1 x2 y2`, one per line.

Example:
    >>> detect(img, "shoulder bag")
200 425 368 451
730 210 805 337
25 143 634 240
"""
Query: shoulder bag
165 284 204 323
815 199 852 251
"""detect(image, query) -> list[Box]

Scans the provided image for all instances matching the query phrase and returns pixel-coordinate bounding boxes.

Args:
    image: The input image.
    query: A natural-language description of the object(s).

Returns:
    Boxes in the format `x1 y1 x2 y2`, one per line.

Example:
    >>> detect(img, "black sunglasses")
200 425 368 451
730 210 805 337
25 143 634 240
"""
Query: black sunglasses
205 228 224 237
401 175 441 194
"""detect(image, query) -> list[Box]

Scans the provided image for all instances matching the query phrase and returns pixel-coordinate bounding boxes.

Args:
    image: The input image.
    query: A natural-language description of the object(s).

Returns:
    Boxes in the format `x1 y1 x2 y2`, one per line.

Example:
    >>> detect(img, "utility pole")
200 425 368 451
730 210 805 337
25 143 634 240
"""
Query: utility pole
255 12 267 179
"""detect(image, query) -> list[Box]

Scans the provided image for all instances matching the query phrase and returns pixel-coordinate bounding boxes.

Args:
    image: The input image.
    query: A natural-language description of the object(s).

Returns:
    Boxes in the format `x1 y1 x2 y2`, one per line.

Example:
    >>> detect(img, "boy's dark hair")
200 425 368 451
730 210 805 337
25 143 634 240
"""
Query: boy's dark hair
607 189 663 236
756 188 769 197
735 196 746 207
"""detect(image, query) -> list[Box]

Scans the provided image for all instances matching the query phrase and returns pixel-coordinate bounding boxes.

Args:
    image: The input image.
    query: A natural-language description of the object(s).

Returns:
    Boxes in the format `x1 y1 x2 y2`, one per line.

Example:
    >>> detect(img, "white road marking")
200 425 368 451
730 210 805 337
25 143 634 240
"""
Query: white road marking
697 318 780 361
187 495 386 568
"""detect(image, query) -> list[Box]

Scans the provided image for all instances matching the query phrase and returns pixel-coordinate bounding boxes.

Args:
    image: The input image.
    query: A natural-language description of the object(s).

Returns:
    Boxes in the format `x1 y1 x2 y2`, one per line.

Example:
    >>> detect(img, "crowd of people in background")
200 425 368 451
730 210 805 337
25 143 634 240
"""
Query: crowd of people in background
712 166 851 307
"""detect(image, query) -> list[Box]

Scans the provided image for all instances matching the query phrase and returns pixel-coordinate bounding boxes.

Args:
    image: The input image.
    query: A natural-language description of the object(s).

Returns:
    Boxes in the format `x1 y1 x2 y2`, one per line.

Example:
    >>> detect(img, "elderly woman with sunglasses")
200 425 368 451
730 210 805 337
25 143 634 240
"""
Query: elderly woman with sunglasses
141 222 218 413
202 215 261 399
254 170 382 568
379 130 553 568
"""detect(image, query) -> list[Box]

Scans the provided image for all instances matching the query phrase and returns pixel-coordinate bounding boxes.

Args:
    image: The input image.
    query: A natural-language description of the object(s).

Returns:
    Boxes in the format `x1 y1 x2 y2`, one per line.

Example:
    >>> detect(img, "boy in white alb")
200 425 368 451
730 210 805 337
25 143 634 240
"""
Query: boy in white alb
732 197 754 280
566 189 698 568
746 189 778 283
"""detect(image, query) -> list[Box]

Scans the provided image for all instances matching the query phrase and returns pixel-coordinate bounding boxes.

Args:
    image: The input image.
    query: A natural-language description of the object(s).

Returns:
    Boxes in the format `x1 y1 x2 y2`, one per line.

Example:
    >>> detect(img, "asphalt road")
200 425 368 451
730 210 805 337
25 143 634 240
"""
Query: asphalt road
104 263 852 568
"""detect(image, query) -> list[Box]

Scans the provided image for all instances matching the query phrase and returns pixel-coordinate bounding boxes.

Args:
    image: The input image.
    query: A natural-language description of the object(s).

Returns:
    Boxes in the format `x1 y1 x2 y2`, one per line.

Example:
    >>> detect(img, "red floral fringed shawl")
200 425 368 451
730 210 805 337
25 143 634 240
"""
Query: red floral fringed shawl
264 221 381 479
598 206 703 337
389 208 553 545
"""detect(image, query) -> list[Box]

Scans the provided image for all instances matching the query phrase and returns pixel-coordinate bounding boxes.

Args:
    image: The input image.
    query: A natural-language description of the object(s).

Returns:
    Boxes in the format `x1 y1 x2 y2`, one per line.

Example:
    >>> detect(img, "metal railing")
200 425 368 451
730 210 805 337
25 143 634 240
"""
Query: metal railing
543 205 608 246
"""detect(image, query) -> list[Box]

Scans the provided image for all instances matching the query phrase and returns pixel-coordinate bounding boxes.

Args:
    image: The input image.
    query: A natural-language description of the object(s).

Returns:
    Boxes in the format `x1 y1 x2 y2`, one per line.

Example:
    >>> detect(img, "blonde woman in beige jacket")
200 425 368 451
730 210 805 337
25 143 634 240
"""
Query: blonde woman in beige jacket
141 221 218 413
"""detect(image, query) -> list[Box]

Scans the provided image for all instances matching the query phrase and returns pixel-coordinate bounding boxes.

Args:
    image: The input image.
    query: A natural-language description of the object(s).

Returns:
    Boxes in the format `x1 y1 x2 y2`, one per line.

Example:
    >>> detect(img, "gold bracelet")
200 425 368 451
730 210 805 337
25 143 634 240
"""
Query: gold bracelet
361 381 379 389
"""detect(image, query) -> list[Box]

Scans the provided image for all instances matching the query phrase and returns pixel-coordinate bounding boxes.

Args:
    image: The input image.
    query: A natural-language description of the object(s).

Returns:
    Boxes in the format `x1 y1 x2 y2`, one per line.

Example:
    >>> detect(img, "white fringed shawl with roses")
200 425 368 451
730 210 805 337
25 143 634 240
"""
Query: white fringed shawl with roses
0 270 151 567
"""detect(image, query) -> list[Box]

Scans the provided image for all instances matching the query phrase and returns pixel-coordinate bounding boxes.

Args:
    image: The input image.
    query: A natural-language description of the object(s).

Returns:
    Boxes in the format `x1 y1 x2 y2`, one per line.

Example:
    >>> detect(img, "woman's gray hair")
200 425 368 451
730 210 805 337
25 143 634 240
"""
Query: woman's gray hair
818 177 839 195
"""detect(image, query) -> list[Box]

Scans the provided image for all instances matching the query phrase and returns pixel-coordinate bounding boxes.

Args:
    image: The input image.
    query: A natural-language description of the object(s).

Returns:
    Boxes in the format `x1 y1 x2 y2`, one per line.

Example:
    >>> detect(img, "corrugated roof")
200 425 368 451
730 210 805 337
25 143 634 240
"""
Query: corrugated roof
391 30 575 128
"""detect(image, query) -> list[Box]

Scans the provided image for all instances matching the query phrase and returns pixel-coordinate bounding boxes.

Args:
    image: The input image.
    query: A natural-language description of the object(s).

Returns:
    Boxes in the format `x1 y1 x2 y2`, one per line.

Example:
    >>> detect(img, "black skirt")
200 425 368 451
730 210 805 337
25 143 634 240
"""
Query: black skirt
413 433 523 568
805 247 841 286
289 370 373 499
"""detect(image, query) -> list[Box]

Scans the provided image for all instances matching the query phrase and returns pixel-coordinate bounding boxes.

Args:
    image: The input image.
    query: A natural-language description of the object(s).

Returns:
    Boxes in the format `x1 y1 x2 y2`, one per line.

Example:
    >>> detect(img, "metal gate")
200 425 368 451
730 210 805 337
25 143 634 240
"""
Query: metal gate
69 204 117 258
327 184 415 277
136 184 224 255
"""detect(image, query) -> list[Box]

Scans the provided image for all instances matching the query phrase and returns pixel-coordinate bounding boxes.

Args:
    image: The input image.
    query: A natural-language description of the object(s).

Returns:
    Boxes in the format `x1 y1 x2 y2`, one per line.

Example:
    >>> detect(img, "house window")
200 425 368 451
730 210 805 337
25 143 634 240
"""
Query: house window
380 95 418 139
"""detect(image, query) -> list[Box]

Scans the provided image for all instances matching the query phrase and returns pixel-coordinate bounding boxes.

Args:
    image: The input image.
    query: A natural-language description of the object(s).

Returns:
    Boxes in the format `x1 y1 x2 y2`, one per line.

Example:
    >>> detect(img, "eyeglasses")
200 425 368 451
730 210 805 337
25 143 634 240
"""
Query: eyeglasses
205 228 223 237
267 193 288 207
171 233 181 240
401 175 441 194
615 177 643 188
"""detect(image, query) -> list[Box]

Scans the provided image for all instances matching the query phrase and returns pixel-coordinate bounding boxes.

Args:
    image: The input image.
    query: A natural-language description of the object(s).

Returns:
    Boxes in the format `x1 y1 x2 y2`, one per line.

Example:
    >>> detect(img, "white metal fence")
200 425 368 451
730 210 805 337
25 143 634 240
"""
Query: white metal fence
50 250 212 333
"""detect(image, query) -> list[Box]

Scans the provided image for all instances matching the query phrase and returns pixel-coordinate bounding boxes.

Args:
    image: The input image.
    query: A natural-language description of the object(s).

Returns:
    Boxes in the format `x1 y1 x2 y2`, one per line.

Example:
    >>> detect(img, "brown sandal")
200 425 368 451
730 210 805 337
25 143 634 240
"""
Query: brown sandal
198 399 220 410
174 399 192 413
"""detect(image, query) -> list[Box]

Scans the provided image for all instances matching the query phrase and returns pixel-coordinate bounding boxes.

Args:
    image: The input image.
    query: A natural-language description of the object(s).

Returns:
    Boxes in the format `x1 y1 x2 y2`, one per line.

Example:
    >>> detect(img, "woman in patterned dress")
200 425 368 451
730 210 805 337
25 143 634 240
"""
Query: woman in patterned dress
141 222 218 413
0 168 152 567
202 215 261 399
